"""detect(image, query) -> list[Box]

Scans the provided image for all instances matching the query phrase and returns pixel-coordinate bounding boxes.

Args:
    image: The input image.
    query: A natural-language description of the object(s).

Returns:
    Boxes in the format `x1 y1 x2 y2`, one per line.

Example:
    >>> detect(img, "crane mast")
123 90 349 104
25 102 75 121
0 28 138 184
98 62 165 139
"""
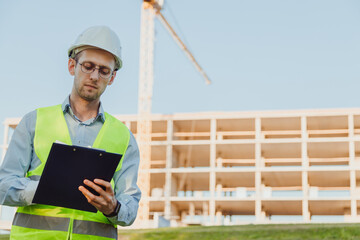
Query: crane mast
137 0 157 224
136 0 210 226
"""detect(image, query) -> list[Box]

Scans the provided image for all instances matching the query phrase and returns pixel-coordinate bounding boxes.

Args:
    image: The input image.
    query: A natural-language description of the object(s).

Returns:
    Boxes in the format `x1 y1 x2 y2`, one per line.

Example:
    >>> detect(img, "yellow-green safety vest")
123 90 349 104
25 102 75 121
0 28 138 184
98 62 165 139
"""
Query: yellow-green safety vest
10 104 130 240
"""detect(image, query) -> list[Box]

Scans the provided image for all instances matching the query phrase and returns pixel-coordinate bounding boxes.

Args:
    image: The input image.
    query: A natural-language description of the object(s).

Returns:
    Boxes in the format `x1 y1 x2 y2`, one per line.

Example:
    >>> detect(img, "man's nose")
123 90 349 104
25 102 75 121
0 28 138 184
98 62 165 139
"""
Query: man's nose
90 68 100 80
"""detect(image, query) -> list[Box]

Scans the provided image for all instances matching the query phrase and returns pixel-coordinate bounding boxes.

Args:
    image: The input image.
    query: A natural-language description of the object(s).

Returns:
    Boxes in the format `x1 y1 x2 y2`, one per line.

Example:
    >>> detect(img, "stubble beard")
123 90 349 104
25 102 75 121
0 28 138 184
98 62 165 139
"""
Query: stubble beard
73 73 107 102
77 86 101 102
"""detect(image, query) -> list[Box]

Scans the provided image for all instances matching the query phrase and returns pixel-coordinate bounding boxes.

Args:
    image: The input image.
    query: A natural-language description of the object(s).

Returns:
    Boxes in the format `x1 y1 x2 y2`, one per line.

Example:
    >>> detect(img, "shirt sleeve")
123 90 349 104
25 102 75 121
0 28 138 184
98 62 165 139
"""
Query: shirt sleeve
108 131 141 226
0 111 39 206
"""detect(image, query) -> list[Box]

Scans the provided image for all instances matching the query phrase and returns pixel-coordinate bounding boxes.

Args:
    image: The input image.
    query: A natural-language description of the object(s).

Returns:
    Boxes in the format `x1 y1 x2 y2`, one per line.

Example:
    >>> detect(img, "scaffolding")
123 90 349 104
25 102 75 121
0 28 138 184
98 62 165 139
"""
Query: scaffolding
2 108 360 228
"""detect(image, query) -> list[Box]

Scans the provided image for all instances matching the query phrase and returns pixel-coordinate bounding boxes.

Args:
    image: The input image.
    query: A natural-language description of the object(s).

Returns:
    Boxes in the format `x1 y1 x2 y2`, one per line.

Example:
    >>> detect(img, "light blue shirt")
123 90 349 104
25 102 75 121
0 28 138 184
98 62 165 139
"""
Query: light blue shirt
0 97 141 226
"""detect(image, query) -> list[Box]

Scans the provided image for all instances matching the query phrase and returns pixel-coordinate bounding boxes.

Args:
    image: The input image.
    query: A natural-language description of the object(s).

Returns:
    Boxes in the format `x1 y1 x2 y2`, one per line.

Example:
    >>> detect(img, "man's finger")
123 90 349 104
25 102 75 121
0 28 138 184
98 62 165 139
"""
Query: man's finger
78 186 95 200
78 186 105 206
81 180 114 204
83 179 106 195
94 179 113 192
78 185 115 214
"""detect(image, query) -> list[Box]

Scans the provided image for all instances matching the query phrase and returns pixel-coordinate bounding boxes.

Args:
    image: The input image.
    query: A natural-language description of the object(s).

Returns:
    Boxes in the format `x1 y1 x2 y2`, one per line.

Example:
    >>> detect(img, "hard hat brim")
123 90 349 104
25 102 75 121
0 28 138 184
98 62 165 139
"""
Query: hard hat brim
68 44 122 71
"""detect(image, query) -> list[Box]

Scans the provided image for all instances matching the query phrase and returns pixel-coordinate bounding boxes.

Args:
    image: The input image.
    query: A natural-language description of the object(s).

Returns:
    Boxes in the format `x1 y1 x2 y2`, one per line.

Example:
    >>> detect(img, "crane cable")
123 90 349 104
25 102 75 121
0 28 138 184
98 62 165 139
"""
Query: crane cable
163 2 193 54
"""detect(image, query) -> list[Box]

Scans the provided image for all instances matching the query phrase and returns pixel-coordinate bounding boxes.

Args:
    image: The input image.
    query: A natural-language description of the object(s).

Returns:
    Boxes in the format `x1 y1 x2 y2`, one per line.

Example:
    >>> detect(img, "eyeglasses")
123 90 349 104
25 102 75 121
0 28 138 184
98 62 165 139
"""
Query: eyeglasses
75 61 114 79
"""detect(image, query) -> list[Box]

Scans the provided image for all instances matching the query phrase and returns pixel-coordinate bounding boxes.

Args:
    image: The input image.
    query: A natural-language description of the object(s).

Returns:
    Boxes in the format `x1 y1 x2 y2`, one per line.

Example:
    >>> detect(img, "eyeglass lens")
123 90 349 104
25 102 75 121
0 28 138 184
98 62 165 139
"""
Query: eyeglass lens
80 61 112 78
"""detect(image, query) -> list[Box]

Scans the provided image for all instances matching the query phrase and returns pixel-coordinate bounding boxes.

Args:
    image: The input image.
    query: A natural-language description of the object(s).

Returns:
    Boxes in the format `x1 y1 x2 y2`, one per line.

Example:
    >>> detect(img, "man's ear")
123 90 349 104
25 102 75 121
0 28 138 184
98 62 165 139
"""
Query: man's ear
68 58 76 76
108 71 117 86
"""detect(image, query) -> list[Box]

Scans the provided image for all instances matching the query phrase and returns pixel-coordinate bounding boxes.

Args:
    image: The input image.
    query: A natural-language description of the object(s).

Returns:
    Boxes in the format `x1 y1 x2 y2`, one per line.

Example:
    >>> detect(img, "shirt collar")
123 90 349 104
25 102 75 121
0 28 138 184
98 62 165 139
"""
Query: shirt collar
62 96 106 123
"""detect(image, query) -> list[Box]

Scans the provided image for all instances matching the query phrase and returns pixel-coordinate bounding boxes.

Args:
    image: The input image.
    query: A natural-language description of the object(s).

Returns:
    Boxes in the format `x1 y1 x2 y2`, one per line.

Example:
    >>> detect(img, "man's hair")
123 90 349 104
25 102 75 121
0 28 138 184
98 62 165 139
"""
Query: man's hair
73 51 84 62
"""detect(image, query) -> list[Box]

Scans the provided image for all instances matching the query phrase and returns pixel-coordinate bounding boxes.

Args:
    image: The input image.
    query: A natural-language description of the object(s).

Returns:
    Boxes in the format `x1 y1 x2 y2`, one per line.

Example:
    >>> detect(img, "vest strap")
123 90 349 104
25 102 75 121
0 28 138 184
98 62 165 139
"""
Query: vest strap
13 212 70 231
13 212 117 239
73 219 117 239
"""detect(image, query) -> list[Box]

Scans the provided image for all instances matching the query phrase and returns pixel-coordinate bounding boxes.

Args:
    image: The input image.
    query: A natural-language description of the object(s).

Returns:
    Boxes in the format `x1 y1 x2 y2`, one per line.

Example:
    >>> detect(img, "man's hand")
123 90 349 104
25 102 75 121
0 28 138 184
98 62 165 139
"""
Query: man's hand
78 179 117 215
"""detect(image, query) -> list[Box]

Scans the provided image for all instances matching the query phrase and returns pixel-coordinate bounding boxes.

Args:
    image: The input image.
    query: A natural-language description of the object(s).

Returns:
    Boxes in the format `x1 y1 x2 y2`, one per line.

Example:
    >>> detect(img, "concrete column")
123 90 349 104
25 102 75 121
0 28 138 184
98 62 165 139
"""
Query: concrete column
210 118 216 170
302 172 310 222
189 202 195 223
348 114 357 219
255 117 262 222
255 168 262 221
348 114 354 139
350 170 357 219
301 115 310 222
164 120 173 220
215 210 222 225
203 201 209 224
302 198 310 222
169 203 178 227
209 118 216 225
349 114 355 168
301 116 308 140
301 116 309 168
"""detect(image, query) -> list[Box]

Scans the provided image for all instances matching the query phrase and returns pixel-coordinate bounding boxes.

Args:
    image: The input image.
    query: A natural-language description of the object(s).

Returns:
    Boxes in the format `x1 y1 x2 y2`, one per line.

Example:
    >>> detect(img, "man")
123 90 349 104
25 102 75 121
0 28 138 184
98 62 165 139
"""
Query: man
0 26 141 240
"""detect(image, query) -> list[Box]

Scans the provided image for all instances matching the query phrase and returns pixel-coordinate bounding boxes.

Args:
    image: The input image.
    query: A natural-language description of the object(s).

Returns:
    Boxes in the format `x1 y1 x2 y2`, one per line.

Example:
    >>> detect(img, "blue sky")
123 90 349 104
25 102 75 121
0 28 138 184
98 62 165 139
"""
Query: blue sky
0 0 360 146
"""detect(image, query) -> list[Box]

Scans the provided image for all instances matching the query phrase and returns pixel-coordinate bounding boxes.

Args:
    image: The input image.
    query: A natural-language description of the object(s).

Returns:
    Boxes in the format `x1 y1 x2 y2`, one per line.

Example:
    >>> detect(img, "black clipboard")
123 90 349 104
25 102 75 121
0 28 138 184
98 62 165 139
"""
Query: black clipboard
32 142 122 212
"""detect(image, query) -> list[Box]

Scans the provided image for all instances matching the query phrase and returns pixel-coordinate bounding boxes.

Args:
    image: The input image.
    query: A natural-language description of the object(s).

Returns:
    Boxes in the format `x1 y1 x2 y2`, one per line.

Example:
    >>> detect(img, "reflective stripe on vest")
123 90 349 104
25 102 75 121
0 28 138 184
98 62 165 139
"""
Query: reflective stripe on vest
11 104 130 240
73 219 117 239
13 212 69 232
12 213 117 239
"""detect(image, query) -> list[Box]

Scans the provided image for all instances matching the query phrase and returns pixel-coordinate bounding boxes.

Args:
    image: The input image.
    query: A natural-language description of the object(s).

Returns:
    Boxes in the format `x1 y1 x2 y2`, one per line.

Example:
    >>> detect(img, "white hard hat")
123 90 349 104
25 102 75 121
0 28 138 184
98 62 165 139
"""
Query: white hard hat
68 26 123 70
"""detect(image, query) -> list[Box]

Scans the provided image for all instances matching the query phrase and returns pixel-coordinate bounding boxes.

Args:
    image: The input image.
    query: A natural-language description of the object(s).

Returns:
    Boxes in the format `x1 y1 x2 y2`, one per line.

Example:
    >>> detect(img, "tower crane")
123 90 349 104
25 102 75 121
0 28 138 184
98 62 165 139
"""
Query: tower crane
136 0 211 226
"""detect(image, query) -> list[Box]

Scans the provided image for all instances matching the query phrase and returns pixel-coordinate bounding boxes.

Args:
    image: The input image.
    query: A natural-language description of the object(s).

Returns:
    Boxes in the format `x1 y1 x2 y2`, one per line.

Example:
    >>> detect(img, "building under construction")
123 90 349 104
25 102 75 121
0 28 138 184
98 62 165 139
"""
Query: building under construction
2 108 360 229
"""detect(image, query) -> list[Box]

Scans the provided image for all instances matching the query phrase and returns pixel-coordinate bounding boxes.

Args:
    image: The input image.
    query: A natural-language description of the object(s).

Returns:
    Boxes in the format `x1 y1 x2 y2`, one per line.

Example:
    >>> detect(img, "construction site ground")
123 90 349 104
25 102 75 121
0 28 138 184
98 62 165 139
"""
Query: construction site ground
0 223 359 239
115 223 360 239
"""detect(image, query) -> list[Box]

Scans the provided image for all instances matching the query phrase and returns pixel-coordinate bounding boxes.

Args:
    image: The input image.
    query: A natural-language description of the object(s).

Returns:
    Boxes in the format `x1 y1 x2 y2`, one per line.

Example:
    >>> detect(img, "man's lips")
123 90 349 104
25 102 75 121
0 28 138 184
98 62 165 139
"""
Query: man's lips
84 84 98 89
